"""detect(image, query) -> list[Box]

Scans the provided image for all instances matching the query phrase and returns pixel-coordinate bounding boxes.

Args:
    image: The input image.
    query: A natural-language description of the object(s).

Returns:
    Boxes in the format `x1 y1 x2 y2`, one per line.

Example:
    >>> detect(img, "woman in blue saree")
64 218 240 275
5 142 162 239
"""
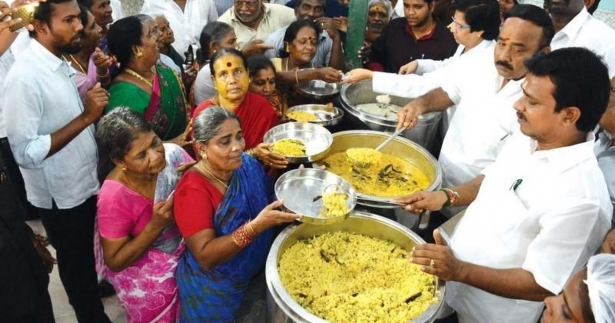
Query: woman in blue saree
173 107 300 323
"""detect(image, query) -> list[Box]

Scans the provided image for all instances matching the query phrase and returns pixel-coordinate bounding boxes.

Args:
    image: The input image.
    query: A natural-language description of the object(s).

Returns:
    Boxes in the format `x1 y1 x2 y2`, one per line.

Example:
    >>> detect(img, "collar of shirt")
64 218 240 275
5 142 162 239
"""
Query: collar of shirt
404 22 438 41
554 7 590 42
29 39 66 72
530 133 595 172
230 3 271 23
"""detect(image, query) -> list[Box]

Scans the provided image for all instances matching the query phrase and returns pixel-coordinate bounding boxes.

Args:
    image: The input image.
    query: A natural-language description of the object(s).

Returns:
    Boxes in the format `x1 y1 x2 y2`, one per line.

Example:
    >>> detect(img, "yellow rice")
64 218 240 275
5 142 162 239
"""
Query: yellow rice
287 111 319 122
321 151 431 197
279 231 437 323
271 139 306 157
319 192 349 218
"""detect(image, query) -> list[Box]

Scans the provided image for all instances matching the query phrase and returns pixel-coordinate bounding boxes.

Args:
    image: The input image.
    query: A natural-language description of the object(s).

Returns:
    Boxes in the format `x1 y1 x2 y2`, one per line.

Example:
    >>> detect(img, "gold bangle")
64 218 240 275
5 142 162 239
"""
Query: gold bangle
295 69 299 84
247 220 257 238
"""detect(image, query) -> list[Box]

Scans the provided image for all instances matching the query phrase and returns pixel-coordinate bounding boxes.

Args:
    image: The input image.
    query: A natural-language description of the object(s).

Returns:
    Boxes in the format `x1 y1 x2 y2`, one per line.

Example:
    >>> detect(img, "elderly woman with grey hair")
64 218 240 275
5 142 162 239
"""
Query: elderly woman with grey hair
174 107 300 322
95 107 193 322
193 21 239 105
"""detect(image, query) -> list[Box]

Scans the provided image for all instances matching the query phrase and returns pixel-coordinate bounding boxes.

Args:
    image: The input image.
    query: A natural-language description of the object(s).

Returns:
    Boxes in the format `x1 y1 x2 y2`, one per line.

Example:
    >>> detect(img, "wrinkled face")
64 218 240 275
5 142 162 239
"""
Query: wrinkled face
212 54 250 101
544 0 584 16
90 0 113 26
288 26 318 66
296 0 325 20
214 30 239 52
118 131 166 176
234 0 263 24
403 0 433 28
367 4 389 33
499 0 516 16
598 77 615 133
249 67 277 98
198 119 245 172
494 17 545 80
81 11 102 49
135 19 161 66
39 0 84 55
514 74 567 140
541 269 592 323
155 16 174 47
448 10 475 46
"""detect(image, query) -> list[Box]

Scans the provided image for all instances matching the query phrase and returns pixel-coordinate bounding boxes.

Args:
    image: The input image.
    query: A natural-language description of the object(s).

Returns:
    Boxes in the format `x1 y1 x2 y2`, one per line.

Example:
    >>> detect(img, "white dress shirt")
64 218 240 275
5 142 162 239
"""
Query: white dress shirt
371 40 496 136
264 26 333 67
438 46 522 190
2 40 99 209
218 3 296 50
595 131 615 226
141 0 218 58
447 133 612 323
550 7 615 77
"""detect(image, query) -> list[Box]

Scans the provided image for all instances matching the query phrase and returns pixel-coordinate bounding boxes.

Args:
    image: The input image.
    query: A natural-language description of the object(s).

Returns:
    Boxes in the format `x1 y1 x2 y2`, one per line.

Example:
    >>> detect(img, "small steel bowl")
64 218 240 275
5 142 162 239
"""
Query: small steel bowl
297 76 341 100
263 122 333 164
286 104 344 126
275 168 357 225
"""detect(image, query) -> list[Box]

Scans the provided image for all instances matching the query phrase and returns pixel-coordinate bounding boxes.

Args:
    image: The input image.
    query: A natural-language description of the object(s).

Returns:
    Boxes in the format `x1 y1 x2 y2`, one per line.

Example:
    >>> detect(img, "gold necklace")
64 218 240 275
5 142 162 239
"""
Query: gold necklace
198 161 229 189
125 68 154 87
69 54 86 74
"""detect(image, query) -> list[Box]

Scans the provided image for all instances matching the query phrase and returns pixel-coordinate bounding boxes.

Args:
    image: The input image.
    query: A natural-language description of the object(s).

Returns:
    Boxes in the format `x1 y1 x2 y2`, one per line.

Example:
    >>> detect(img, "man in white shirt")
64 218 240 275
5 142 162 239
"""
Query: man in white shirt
546 0 615 77
218 0 296 50
400 47 612 323
264 0 344 69
2 0 111 321
141 0 218 59
397 5 554 217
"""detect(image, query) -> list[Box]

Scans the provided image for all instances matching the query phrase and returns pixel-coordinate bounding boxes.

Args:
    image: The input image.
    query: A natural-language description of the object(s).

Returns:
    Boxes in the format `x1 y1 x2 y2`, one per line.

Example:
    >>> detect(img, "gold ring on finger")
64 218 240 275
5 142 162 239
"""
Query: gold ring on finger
430 259 435 267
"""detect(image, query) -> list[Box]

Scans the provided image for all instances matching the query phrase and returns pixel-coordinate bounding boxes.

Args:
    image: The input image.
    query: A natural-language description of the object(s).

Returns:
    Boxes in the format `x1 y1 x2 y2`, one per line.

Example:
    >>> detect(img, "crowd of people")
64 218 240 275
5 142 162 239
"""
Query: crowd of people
1 0 615 322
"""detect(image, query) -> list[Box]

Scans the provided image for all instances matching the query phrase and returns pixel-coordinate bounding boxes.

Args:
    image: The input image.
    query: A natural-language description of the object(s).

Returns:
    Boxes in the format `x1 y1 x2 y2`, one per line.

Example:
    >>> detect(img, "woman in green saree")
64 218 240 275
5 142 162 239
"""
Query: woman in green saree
106 15 190 146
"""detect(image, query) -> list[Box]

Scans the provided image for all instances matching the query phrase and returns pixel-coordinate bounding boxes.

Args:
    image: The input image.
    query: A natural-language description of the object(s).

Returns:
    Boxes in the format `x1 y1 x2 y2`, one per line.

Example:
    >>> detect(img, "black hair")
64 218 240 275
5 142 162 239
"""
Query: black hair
33 0 76 28
247 55 277 78
588 0 602 14
294 0 327 10
77 0 94 10
452 0 500 40
198 21 234 64
78 4 90 26
279 19 322 58
525 47 611 132
209 48 249 77
107 15 150 72
96 107 154 161
504 4 555 50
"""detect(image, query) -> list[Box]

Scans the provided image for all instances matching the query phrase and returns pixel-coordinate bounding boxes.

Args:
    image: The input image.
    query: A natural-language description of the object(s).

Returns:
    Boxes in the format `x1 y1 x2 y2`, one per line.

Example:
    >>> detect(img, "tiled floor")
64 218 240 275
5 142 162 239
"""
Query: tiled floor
27 220 127 323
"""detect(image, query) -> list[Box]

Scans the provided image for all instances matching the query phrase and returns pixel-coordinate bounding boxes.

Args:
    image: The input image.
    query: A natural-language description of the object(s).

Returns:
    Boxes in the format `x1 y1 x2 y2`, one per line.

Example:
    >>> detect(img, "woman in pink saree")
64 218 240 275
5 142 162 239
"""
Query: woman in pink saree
95 108 193 322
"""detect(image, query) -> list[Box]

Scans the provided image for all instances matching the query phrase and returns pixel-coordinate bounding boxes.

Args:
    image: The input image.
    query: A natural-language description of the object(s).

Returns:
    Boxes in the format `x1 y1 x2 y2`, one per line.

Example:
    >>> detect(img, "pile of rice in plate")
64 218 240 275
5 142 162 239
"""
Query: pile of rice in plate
279 231 437 323
271 139 307 157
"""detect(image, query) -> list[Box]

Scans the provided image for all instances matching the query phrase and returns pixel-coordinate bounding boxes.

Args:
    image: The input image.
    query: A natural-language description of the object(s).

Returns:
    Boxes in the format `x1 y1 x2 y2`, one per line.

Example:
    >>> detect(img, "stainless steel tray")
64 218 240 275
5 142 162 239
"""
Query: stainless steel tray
263 122 332 164
274 168 357 225
286 104 344 126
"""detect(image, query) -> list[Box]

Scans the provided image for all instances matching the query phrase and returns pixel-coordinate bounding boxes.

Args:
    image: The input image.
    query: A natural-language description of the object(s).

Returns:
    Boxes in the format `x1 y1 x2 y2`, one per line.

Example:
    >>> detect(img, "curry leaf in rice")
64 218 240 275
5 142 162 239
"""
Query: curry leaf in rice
278 232 437 323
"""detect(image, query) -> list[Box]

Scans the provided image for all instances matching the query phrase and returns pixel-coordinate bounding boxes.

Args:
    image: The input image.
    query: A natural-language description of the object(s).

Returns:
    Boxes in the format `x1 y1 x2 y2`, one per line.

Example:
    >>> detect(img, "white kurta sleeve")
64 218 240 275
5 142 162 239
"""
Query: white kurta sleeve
372 72 440 99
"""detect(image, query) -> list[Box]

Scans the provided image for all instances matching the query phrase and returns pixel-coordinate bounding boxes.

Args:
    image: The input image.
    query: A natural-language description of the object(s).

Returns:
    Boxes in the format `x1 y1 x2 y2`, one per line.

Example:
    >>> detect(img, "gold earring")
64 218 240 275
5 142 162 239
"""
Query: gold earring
284 42 289 52
201 153 207 160
134 48 143 59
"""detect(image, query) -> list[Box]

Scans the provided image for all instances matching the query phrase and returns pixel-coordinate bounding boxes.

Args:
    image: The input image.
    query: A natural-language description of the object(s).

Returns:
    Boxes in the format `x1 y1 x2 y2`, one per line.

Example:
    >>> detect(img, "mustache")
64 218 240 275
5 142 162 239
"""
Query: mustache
496 60 513 71
516 111 526 121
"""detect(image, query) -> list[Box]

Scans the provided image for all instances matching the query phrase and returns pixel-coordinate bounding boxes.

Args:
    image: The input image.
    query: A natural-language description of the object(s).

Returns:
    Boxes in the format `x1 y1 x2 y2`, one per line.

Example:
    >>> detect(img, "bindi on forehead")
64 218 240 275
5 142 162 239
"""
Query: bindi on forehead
226 61 232 67
370 7 387 14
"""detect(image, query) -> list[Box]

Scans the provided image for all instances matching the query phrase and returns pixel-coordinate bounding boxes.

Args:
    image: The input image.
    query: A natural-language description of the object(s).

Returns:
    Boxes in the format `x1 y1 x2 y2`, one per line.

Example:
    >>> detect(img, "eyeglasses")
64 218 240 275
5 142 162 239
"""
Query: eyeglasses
451 16 470 30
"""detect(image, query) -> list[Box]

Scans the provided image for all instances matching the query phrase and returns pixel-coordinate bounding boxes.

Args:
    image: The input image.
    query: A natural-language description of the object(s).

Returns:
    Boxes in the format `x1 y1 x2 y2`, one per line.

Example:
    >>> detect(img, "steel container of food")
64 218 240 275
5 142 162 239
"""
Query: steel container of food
265 212 446 323
339 80 441 154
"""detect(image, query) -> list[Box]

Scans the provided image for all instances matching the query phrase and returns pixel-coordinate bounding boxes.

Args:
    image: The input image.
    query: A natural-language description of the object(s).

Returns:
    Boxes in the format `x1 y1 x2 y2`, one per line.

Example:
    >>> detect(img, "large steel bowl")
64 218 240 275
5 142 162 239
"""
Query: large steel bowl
264 122 333 164
266 212 446 323
313 130 442 209
340 80 441 154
